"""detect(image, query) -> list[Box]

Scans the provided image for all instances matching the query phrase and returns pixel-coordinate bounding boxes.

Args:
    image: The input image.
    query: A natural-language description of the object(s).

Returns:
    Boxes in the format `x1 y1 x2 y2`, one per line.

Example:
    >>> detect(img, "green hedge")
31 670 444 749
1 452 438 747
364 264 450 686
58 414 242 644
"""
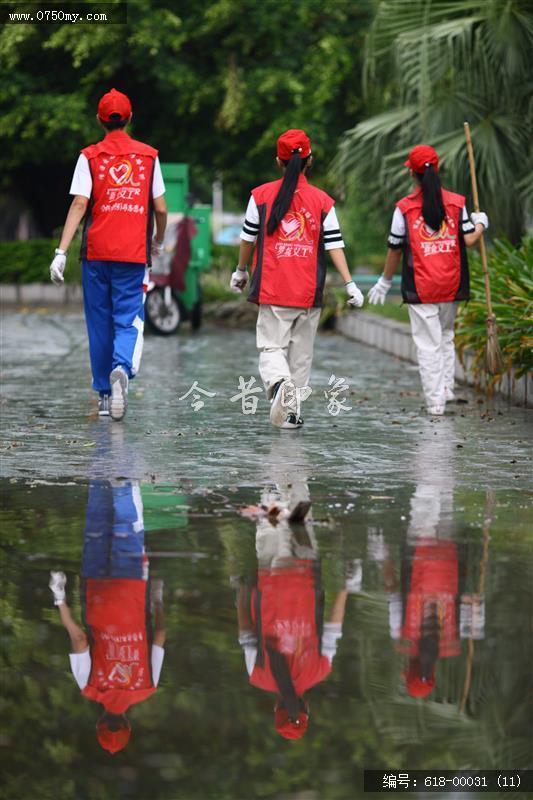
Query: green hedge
0 239 82 284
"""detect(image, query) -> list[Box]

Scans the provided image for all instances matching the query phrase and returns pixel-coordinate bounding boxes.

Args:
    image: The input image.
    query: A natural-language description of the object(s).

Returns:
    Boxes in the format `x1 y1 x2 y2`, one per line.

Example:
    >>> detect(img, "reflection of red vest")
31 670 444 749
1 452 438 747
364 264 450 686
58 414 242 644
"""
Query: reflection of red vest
249 562 330 695
397 188 469 304
248 175 334 309
399 539 460 659
81 130 157 265
82 578 156 714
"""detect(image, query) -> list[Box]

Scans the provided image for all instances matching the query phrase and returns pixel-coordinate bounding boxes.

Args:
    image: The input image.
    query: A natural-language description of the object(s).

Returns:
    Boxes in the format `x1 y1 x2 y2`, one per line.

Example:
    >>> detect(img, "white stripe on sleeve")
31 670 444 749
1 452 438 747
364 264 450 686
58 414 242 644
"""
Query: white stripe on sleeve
240 195 260 242
323 206 345 250
388 207 406 248
461 205 475 234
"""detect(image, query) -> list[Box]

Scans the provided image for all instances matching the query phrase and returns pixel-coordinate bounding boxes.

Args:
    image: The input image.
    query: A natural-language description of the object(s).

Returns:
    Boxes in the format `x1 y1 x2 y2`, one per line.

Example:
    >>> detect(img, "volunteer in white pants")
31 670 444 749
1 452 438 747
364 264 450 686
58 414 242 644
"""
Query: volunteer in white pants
368 144 488 415
230 129 364 429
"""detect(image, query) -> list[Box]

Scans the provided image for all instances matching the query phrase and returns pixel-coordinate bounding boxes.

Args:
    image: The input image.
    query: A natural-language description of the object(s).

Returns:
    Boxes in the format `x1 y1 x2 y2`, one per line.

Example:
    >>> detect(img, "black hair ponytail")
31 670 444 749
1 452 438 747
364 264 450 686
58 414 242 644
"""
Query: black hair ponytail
266 643 305 721
418 163 446 231
266 151 310 236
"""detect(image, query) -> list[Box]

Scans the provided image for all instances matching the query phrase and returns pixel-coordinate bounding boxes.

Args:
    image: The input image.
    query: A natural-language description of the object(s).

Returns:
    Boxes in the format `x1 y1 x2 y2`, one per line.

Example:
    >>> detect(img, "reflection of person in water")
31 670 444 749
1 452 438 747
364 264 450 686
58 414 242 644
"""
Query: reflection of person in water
374 424 484 699
237 463 357 740
48 480 165 754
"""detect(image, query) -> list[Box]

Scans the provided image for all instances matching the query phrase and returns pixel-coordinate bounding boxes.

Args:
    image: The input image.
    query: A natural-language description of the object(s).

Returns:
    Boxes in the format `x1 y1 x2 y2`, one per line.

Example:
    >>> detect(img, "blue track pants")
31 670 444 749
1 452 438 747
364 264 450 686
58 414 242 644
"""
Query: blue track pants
82 260 145 394
82 480 146 579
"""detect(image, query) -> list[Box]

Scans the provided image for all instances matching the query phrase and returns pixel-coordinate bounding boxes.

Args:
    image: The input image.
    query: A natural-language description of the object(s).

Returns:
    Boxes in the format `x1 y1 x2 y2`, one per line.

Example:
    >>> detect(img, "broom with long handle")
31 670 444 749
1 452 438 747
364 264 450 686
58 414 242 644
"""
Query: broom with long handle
463 122 504 375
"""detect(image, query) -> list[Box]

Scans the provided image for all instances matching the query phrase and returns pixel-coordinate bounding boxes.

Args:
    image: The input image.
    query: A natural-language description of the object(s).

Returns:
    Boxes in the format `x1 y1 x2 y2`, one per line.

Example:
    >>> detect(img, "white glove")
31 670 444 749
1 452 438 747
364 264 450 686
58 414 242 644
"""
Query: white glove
50 251 66 285
49 570 67 605
152 238 165 257
345 280 364 308
367 275 392 305
471 211 489 230
230 267 248 293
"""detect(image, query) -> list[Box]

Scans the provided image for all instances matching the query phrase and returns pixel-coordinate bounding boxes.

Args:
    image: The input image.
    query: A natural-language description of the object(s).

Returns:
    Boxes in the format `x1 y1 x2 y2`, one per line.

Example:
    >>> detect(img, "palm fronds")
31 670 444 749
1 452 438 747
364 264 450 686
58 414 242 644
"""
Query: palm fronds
333 0 533 241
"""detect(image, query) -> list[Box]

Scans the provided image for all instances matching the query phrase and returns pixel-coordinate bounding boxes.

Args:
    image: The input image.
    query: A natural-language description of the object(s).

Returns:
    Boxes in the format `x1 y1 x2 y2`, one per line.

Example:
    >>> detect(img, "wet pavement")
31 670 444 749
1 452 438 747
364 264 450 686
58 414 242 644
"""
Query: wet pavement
1 311 532 800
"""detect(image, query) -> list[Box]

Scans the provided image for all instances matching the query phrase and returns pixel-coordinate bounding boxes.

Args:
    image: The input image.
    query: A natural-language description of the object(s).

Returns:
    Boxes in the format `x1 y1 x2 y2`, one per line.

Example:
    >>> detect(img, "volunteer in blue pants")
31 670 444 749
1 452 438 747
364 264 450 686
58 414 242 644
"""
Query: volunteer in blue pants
49 479 166 754
49 88 168 420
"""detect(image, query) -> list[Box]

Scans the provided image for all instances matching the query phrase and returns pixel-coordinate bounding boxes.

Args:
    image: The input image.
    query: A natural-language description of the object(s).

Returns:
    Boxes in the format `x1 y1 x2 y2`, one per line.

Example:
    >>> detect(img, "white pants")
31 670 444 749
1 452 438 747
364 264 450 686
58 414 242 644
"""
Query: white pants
256 304 321 399
408 302 458 409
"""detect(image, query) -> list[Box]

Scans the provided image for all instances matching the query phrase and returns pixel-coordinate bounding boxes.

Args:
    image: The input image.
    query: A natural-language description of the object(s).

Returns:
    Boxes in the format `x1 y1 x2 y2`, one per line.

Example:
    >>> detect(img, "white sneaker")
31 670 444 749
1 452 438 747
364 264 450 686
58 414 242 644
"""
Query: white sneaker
444 387 456 403
49 570 67 605
269 379 291 428
110 367 129 421
427 404 445 416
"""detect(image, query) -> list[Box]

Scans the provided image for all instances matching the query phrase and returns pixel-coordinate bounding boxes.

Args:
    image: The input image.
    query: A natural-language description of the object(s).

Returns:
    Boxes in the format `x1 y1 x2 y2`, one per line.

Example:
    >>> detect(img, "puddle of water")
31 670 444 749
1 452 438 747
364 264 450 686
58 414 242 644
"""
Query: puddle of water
2 315 532 798
2 470 532 800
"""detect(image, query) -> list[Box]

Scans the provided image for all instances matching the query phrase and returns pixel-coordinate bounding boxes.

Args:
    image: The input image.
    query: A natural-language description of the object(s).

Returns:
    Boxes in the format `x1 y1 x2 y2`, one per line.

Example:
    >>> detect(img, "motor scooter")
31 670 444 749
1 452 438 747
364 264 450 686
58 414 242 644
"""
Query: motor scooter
145 210 201 335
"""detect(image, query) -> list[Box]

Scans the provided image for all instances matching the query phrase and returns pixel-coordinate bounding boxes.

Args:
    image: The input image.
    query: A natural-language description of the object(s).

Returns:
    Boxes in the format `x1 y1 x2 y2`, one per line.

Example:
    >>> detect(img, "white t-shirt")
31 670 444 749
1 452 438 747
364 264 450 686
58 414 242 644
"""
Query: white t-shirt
69 644 165 689
238 622 343 676
240 195 345 251
70 154 165 199
387 205 475 248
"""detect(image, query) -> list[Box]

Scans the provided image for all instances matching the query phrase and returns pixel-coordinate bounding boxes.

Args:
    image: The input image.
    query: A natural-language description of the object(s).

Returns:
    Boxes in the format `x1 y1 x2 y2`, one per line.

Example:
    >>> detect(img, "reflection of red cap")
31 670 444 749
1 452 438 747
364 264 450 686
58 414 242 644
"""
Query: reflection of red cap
404 662 435 698
404 144 439 173
275 707 309 740
96 717 131 754
277 129 312 161
97 88 132 122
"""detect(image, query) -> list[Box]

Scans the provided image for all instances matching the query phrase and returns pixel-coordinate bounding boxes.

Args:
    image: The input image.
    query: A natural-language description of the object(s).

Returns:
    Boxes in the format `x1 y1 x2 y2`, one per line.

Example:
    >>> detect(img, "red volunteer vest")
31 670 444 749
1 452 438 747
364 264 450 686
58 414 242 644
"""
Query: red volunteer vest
248 174 335 308
249 562 331 695
398 539 460 659
81 130 157 265
82 578 156 714
397 188 469 304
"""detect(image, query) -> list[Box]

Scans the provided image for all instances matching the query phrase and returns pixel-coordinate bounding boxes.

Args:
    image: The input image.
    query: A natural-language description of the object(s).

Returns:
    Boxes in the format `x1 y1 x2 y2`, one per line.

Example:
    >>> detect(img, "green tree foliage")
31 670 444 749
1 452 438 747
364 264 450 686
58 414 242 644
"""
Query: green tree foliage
0 0 372 235
333 0 533 242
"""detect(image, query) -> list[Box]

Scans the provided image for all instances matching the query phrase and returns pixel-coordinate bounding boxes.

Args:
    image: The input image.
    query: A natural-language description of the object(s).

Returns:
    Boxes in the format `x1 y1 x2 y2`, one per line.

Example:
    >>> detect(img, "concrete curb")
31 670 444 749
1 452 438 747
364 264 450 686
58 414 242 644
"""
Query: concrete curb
0 283 84 305
336 310 532 408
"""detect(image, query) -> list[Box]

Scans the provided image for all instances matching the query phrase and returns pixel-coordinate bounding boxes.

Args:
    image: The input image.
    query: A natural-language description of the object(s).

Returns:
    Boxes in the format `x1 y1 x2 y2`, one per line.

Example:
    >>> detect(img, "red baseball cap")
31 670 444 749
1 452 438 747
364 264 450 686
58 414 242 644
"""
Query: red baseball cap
275 707 309 740
404 662 435 698
96 717 131 754
404 144 439 173
97 88 132 122
277 129 312 161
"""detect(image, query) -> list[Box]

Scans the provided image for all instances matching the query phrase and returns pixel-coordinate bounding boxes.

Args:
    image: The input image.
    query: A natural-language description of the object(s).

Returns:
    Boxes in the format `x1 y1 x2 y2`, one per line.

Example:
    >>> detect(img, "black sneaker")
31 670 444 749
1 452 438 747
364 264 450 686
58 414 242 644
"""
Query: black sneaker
98 394 110 417
281 413 304 429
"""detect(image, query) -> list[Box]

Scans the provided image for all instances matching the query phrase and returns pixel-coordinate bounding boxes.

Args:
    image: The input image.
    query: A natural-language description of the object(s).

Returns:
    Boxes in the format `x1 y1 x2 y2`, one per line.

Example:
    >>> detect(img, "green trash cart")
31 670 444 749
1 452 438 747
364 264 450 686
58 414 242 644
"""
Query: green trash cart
145 163 212 334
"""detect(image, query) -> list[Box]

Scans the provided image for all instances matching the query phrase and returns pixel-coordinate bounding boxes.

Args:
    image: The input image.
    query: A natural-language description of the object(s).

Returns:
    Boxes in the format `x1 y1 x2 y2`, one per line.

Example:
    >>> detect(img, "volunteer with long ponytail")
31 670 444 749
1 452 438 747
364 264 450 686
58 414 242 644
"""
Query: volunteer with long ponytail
368 145 488 415
230 129 364 429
